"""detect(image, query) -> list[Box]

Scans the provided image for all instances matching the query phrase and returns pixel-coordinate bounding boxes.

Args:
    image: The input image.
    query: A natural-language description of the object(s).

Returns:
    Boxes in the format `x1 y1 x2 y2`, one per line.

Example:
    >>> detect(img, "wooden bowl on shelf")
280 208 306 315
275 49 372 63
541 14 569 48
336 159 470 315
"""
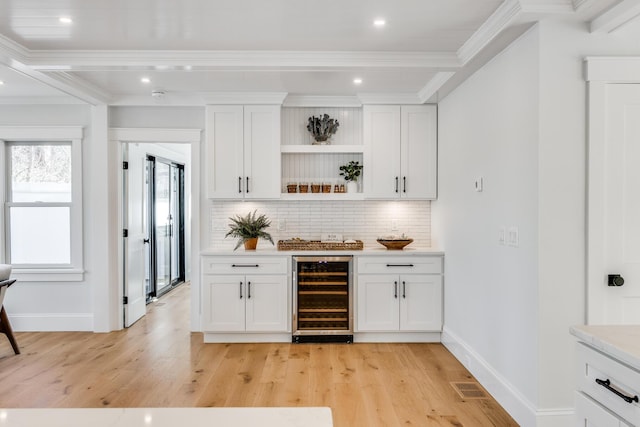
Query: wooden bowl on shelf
376 238 414 250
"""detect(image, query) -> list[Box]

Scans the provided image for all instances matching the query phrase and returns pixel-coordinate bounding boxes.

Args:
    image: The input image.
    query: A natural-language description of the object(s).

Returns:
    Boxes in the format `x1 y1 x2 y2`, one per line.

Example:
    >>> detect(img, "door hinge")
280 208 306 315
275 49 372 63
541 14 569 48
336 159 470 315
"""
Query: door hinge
123 229 128 237
123 296 128 305
123 161 129 170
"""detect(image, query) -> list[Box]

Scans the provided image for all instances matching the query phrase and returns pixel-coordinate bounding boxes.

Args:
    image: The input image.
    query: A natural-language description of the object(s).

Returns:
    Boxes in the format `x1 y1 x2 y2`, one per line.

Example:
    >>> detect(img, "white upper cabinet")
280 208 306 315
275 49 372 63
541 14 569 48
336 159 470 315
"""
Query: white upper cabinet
363 105 437 199
206 105 281 199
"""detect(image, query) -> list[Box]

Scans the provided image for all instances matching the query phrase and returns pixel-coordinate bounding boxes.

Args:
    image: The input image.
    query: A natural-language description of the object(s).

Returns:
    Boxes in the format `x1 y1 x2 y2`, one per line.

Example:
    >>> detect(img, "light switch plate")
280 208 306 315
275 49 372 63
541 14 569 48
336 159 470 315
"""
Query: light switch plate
507 226 519 247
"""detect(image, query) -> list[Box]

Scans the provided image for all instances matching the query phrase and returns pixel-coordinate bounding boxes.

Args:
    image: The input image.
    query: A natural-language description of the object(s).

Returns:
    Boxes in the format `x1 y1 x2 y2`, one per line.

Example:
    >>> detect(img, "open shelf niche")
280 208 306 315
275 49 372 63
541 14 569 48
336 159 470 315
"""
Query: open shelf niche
281 106 364 199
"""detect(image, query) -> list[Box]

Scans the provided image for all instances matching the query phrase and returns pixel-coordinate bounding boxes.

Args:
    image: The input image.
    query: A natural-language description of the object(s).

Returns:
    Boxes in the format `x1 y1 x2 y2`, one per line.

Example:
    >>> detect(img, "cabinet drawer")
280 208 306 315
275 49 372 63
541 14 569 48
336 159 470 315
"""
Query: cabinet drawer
357 256 442 275
202 256 288 275
577 343 640 425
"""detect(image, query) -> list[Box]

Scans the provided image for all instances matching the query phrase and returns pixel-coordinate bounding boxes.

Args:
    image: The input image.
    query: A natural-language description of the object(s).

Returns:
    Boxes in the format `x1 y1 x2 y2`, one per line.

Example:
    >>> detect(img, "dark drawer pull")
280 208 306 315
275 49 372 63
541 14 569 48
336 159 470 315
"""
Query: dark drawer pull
595 378 639 403
232 264 259 268
386 264 414 267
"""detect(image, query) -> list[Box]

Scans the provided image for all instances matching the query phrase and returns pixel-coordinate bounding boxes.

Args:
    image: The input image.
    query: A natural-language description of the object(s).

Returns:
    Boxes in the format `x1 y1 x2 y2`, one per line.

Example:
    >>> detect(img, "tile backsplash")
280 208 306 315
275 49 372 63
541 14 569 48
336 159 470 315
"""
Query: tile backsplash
208 200 431 250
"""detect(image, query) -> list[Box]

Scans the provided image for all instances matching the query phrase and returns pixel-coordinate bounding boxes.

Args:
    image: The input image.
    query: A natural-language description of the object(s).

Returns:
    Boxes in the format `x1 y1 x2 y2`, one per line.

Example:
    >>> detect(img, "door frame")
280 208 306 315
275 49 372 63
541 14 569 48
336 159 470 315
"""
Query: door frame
586 57 640 324
111 128 202 331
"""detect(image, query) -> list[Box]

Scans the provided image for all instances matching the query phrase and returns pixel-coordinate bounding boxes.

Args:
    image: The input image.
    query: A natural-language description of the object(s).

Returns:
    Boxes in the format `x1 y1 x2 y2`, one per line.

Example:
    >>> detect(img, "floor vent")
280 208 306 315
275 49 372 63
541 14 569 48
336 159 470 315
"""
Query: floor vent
450 382 489 400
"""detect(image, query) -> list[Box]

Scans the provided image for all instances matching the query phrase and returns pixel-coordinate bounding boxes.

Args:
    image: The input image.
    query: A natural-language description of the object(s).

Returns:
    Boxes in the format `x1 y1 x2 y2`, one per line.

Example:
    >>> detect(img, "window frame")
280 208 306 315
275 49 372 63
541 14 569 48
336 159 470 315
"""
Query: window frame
1 126 84 281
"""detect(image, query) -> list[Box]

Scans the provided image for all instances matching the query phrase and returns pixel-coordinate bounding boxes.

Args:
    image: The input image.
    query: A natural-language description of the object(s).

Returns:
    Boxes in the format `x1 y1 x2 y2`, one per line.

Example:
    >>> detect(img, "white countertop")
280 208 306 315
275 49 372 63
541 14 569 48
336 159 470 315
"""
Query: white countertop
570 325 640 370
0 407 333 427
201 246 444 256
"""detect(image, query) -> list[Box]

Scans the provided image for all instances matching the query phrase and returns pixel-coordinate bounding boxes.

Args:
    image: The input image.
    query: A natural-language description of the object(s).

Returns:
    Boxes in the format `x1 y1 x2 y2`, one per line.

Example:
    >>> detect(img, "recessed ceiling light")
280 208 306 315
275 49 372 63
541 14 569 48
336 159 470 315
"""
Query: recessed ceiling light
59 16 73 24
353 78 363 85
0 81 4 86
141 77 151 84
373 19 386 28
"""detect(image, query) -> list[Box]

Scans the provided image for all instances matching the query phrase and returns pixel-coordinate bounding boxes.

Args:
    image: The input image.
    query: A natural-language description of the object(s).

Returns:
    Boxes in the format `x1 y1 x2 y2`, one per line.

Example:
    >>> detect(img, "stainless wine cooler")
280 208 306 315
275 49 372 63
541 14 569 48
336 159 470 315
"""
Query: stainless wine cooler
292 256 353 343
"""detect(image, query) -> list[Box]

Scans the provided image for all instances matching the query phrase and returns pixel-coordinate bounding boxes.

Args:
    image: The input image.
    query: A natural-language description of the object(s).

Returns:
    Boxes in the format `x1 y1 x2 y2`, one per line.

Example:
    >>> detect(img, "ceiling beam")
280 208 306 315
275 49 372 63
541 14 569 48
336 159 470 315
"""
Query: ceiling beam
590 0 640 33
25 50 461 72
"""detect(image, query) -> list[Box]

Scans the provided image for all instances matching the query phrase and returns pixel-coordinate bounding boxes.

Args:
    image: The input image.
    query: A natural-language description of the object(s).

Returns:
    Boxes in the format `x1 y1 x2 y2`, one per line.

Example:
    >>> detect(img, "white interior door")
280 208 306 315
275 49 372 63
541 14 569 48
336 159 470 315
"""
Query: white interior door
599 84 640 324
123 143 148 327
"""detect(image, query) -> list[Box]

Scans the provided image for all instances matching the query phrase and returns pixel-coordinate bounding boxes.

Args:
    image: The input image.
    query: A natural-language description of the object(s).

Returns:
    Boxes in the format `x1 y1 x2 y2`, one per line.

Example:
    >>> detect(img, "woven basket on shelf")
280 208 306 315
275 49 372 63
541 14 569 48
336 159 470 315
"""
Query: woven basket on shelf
277 240 363 251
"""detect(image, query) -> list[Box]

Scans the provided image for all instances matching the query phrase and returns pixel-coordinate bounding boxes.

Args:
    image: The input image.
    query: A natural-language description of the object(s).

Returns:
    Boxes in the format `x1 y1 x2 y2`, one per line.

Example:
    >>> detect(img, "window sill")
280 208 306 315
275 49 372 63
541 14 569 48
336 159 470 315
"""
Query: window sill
10 269 85 282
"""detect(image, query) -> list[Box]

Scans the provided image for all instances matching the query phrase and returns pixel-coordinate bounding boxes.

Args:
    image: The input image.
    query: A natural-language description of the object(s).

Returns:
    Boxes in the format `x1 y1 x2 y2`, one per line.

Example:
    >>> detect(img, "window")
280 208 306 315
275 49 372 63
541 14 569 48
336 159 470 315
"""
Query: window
2 127 83 281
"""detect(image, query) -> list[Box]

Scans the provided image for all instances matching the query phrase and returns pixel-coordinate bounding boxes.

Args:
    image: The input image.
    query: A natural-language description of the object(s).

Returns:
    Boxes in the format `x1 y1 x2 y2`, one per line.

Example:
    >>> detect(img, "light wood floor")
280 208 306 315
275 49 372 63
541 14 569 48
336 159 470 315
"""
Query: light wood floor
0 284 518 427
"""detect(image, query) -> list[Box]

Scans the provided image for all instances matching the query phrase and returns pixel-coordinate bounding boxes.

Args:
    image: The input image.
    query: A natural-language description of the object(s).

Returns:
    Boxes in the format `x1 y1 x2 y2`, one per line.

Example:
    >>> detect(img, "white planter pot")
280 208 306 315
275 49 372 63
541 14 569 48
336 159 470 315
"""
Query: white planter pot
346 181 358 193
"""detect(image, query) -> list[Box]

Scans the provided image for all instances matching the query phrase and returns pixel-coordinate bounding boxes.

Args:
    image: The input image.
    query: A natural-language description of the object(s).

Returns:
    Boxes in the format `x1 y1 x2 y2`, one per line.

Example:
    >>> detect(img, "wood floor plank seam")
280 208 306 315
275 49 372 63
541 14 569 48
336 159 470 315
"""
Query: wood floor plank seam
0 283 518 426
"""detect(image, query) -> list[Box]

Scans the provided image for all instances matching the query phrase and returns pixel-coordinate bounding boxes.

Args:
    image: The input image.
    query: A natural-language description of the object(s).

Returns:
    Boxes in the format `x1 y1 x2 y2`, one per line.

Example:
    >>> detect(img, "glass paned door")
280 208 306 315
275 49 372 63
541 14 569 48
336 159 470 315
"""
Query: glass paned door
155 161 172 294
146 156 185 301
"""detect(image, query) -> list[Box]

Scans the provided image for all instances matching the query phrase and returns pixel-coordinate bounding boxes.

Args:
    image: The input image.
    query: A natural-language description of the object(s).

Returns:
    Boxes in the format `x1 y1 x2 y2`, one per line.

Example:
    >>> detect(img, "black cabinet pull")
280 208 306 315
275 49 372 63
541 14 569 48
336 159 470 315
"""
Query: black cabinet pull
395 177 399 193
232 264 259 268
239 281 243 299
386 264 414 267
394 281 398 299
247 281 251 299
402 281 406 298
238 176 242 193
595 378 639 403
246 177 250 193
403 176 406 193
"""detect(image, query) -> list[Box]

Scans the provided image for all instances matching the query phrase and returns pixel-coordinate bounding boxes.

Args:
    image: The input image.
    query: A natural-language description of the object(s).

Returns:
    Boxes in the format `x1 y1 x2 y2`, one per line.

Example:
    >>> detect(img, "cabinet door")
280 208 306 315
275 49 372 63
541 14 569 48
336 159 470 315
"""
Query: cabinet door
244 105 281 199
575 391 630 427
363 105 401 199
401 105 437 199
399 274 442 331
357 274 400 331
245 274 289 332
201 275 245 331
206 106 245 199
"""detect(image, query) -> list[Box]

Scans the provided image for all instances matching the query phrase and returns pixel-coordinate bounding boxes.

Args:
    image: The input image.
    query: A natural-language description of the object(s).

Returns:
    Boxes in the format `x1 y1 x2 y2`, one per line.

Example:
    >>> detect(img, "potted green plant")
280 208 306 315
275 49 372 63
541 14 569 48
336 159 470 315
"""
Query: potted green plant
307 114 340 144
225 210 274 250
339 160 363 193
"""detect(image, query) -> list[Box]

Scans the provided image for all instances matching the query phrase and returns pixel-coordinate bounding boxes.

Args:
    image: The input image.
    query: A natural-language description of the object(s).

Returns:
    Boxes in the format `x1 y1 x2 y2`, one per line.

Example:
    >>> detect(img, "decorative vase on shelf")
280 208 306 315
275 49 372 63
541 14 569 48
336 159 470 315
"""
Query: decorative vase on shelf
346 181 358 194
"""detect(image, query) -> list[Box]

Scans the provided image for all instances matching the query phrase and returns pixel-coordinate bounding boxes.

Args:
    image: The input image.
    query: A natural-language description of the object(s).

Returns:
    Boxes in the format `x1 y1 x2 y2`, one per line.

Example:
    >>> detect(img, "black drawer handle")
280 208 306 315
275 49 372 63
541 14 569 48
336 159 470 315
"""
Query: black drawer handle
232 264 259 268
386 264 414 267
595 378 639 404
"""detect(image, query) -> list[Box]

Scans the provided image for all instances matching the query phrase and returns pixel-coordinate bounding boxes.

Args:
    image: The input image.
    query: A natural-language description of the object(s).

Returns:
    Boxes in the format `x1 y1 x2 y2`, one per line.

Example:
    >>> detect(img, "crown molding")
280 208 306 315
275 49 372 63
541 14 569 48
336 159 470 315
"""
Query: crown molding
110 93 207 107
282 95 362 107
0 96 85 105
590 0 640 33
356 93 423 105
0 34 31 64
25 50 461 71
201 92 288 105
519 0 574 13
418 72 456 103
457 0 524 65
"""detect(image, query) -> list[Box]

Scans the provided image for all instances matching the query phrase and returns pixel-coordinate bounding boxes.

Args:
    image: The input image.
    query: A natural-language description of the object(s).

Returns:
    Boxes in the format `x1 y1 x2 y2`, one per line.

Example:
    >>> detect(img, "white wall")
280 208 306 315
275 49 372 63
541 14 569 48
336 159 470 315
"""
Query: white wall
0 104 97 331
435 16 640 427
434 25 541 425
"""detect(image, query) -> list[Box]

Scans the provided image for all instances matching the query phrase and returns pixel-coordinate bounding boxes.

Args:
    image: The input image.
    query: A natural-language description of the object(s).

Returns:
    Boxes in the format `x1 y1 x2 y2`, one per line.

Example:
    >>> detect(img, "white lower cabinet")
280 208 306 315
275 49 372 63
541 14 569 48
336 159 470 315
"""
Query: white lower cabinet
575 342 640 426
356 255 443 336
576 392 632 427
201 256 290 341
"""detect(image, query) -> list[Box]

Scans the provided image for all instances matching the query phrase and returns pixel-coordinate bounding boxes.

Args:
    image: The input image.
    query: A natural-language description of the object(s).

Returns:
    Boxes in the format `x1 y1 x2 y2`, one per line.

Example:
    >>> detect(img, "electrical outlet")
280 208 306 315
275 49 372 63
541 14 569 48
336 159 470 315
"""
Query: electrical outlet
277 219 286 231
391 219 399 231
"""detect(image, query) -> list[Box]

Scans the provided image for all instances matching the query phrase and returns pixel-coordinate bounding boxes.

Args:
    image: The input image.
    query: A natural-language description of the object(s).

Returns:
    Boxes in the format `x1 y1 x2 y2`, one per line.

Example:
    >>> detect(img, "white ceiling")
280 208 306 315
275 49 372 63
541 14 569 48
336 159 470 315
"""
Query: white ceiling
0 0 629 105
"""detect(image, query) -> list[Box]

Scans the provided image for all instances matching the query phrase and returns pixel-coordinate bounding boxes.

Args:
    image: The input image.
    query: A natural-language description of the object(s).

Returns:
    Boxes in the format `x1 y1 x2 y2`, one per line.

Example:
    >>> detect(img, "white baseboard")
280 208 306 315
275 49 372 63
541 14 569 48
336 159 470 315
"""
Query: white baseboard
9 313 94 332
442 327 574 427
354 331 441 343
203 333 291 343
